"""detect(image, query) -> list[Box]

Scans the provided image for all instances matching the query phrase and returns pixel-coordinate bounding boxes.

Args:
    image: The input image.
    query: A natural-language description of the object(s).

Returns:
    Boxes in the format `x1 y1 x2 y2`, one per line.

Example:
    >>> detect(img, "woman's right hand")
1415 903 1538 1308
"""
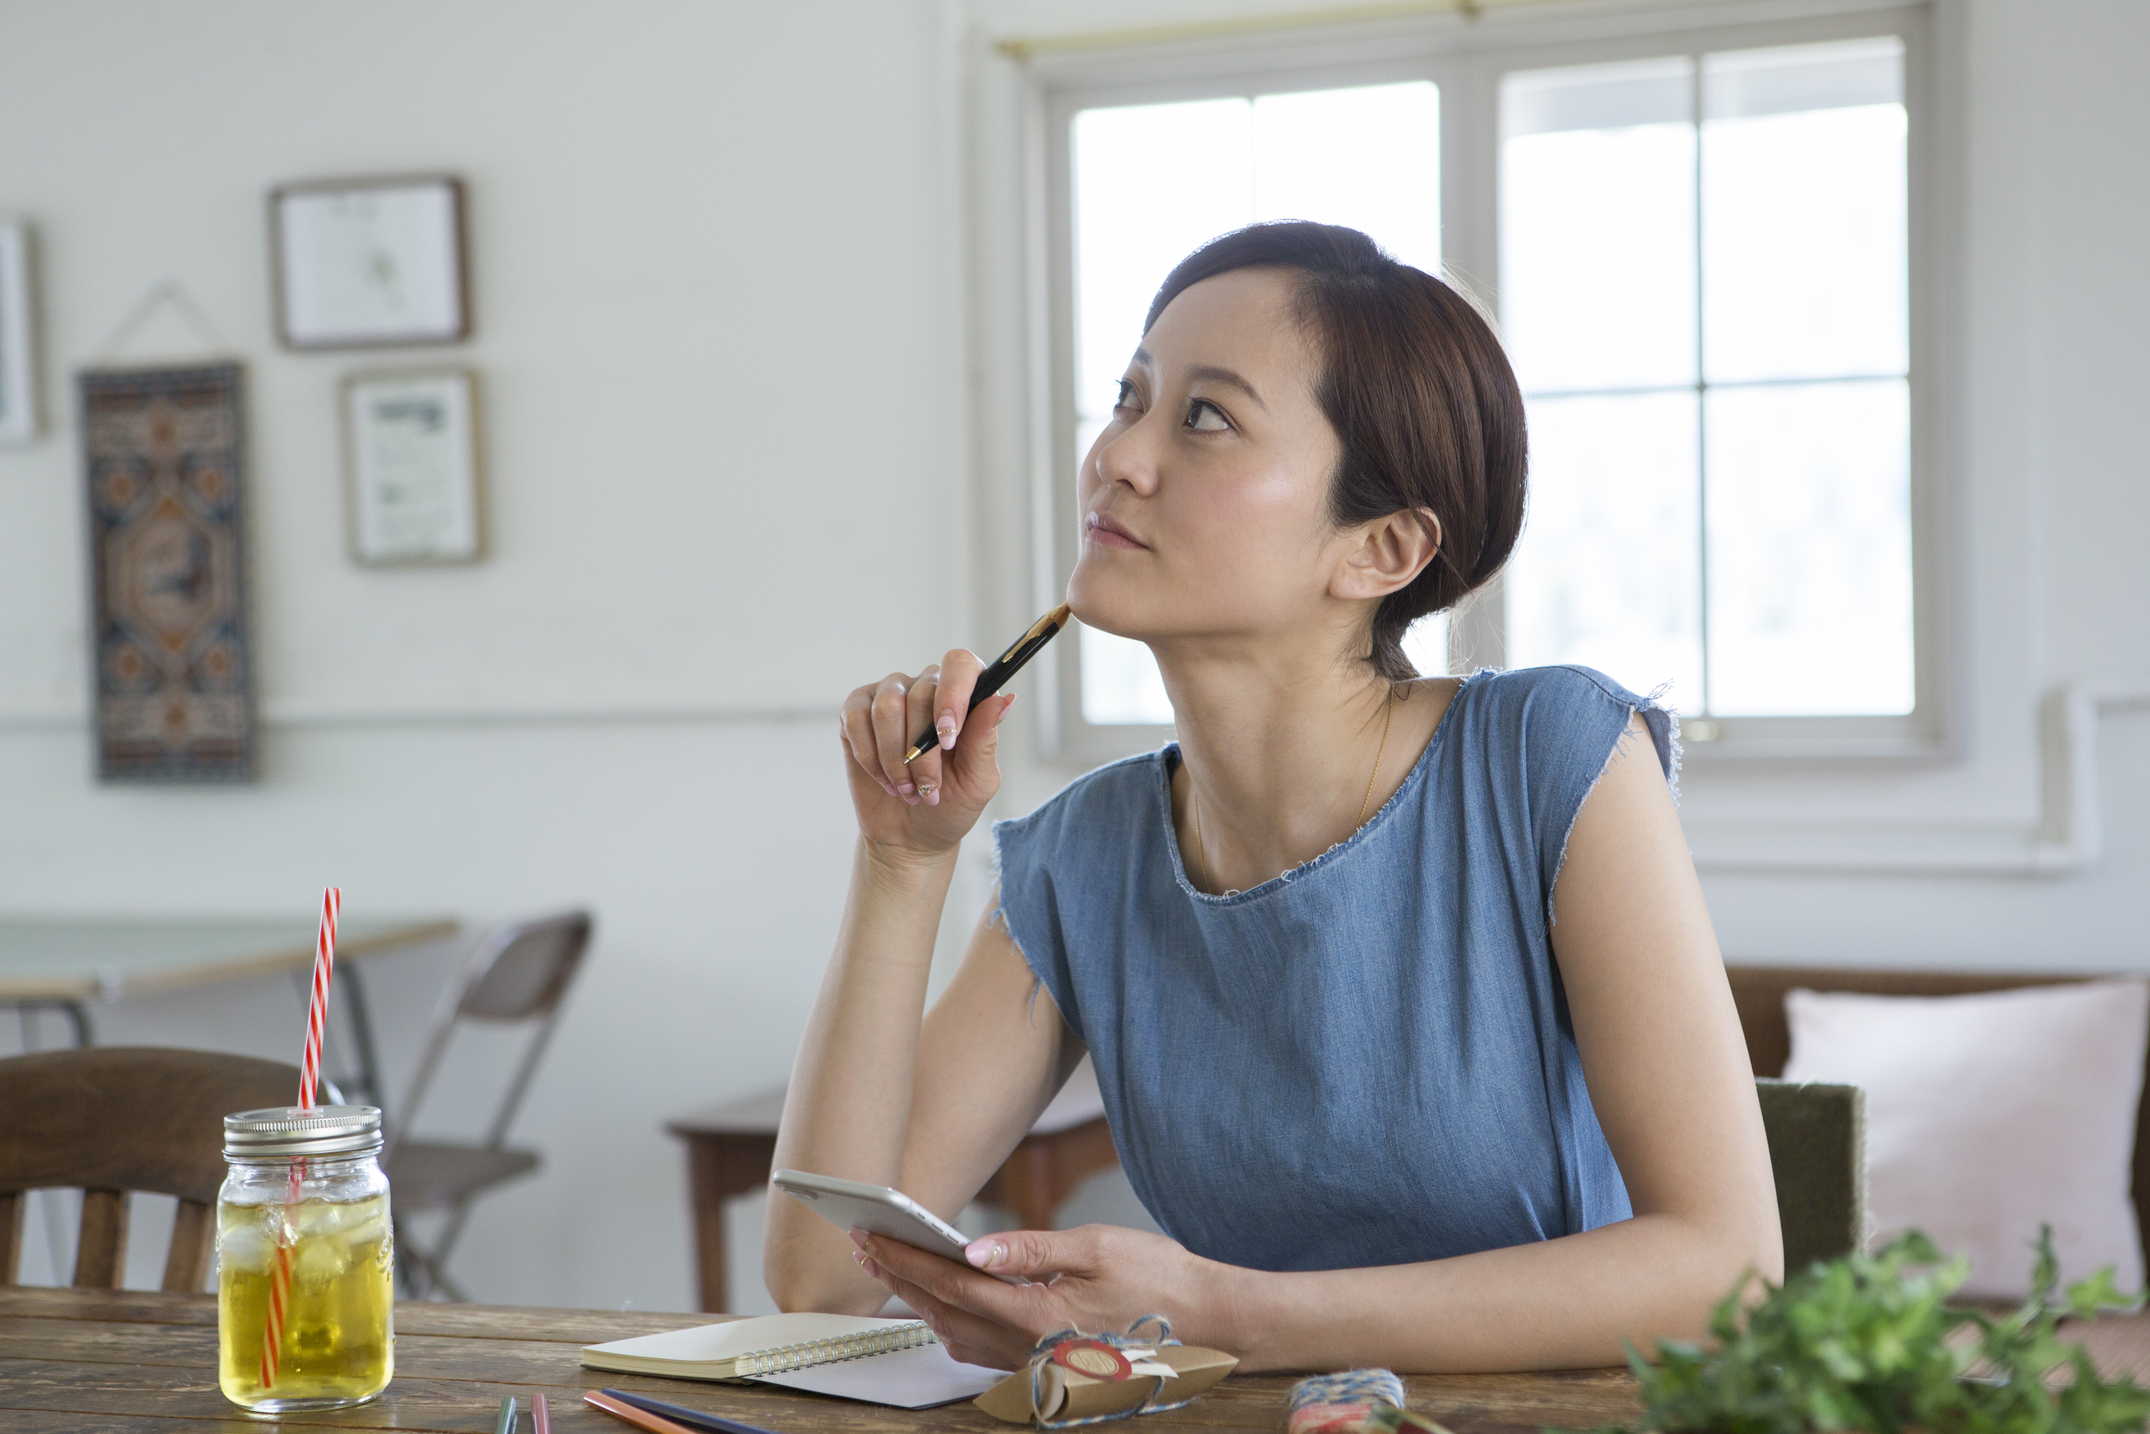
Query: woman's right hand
838 649 1017 857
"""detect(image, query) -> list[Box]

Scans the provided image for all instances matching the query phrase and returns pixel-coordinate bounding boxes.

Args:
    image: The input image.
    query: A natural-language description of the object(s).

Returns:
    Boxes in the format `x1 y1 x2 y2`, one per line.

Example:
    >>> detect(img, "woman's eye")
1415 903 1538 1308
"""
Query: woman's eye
1185 399 1231 433
1113 380 1140 412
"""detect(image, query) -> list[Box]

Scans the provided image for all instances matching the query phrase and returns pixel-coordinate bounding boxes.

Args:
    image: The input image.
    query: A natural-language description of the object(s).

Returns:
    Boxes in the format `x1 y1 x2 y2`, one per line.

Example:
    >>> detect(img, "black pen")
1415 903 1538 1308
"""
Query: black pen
901 602 1074 765
599 1387 781 1434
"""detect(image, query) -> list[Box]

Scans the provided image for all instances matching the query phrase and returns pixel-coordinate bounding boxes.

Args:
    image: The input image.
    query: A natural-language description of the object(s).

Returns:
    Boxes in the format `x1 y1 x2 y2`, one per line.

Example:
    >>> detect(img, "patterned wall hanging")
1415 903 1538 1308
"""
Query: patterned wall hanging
80 362 254 781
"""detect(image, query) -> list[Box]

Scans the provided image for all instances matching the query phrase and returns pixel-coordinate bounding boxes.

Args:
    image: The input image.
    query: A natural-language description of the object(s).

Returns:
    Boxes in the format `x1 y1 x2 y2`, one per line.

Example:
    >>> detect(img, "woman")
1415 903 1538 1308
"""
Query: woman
765 222 1779 1374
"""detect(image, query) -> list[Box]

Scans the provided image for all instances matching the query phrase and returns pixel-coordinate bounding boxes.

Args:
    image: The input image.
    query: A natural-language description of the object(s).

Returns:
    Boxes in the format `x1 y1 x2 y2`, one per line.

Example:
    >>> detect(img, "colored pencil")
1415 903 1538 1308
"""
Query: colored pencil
601 1387 783 1434
584 1390 702 1434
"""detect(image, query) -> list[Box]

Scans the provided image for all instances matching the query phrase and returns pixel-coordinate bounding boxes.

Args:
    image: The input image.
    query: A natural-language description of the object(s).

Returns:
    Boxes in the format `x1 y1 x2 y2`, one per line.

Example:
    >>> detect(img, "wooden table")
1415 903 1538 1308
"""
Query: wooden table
8 1285 2150 1433
0 1285 1652 1432
667 1063 1121 1313
0 915 458 1111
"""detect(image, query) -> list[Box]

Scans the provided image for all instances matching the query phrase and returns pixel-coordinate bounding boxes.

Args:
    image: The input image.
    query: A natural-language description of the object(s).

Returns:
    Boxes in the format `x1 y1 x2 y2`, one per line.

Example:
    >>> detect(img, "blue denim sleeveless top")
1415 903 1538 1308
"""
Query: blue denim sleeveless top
991 665 1676 1274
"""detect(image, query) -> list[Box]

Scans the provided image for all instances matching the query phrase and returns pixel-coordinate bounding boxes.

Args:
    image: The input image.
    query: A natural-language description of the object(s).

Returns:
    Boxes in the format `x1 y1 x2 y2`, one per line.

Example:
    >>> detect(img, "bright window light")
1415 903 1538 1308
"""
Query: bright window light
1071 82 1442 725
1499 37 1912 717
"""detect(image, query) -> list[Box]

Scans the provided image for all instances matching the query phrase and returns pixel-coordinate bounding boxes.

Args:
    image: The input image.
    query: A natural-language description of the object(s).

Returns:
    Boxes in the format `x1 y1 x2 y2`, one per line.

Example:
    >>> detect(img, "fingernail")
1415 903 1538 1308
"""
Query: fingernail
937 714 957 750
965 1238 1003 1269
862 1257 880 1278
852 1249 866 1267
848 1230 868 1250
898 782 916 798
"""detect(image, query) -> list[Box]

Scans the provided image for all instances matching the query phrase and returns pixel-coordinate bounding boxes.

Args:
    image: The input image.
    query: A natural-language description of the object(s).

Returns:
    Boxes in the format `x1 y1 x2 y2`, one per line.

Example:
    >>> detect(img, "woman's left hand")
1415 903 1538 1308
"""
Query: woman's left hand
850 1224 1227 1370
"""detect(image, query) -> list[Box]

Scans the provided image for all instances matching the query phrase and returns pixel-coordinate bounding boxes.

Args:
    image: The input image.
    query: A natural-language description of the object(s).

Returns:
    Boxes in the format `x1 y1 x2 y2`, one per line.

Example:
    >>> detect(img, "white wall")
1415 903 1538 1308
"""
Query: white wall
0 0 977 1313
1 0 2145 1315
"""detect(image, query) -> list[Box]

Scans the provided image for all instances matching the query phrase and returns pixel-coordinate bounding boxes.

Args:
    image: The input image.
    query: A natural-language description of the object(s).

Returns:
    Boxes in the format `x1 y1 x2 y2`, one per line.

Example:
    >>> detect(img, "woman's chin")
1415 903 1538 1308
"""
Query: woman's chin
1065 588 1148 643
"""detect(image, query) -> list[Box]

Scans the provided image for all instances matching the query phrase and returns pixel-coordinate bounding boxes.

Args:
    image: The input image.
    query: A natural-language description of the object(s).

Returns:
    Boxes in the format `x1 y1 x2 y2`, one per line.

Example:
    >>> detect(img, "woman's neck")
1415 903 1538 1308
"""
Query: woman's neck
1155 634 1456 895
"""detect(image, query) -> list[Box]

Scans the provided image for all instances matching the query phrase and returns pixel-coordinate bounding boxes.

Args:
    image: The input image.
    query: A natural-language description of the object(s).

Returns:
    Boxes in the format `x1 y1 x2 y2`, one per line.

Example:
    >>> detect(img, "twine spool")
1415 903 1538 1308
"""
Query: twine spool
1286 1369 1408 1434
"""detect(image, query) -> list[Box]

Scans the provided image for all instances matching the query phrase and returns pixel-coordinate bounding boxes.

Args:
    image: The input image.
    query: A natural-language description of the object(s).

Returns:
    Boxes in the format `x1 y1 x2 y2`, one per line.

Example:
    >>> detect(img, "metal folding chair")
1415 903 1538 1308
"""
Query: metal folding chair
383 910 591 1300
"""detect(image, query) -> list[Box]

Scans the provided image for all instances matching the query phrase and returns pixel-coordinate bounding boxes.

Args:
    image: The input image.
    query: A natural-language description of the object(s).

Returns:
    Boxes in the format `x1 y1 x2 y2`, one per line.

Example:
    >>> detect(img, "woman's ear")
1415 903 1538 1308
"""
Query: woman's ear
1332 507 1442 602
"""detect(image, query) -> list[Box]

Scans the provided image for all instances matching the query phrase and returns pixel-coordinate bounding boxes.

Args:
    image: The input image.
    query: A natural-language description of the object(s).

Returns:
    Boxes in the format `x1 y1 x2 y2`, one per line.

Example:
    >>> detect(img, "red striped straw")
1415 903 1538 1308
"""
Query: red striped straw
261 887 339 1390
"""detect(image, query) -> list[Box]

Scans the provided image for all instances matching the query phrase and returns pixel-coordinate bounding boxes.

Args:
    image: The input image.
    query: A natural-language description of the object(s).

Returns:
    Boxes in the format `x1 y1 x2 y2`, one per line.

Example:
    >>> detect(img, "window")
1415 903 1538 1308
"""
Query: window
1500 38 1911 722
1036 4 1933 759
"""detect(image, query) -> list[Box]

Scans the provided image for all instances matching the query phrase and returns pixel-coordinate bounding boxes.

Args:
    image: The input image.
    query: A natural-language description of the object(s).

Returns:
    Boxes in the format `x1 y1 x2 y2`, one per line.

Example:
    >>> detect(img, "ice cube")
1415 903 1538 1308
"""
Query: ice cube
289 1199 345 1238
295 1235 351 1283
218 1225 274 1275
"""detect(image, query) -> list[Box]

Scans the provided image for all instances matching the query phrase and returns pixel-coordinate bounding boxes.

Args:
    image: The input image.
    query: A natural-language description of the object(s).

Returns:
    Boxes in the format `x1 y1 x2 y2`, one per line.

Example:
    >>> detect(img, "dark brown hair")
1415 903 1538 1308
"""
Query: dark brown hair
1144 222 1527 681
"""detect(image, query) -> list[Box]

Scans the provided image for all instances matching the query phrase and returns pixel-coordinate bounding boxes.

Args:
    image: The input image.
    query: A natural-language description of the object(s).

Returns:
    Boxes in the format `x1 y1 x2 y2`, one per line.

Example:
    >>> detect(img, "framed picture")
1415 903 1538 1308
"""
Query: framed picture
341 368 484 565
270 175 469 349
0 218 38 445
81 363 254 782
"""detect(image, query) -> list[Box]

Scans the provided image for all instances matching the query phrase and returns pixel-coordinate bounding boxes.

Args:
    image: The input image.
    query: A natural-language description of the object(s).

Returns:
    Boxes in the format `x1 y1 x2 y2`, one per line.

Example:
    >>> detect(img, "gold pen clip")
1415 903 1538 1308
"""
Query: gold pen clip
994 603 1073 665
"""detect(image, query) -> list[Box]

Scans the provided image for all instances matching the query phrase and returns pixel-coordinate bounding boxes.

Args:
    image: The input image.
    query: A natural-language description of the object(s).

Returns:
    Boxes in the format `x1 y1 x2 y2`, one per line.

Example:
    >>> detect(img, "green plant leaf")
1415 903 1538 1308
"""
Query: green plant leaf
1594 1230 2150 1434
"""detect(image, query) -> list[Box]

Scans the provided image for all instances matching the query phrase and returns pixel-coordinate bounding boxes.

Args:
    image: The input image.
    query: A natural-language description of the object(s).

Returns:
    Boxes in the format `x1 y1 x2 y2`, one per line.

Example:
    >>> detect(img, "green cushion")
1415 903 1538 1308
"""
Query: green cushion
1756 1079 1866 1276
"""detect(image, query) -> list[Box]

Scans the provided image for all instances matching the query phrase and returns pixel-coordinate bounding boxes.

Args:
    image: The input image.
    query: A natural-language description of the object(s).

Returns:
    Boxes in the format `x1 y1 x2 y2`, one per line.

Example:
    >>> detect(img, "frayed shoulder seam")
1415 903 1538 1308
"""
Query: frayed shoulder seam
1547 690 1682 929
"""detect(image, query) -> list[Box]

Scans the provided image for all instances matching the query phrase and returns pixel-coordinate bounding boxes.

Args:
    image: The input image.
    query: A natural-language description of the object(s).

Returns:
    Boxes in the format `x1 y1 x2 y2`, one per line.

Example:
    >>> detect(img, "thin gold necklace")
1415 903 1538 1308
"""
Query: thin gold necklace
1190 688 1396 895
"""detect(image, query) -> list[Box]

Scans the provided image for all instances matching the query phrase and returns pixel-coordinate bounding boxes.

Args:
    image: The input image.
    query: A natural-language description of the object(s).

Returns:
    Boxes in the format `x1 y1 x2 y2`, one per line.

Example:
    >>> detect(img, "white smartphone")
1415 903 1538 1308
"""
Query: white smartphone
771 1169 1025 1284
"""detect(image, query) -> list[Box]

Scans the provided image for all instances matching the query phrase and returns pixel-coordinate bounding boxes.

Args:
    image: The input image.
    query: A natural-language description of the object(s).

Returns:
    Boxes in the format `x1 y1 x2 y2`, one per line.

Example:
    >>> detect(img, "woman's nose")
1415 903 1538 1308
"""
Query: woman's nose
1095 415 1162 495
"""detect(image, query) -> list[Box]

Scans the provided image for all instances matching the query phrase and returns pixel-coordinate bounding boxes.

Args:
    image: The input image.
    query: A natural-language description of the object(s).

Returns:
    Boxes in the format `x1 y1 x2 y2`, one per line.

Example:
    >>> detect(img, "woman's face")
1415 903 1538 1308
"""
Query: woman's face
1068 266 1360 657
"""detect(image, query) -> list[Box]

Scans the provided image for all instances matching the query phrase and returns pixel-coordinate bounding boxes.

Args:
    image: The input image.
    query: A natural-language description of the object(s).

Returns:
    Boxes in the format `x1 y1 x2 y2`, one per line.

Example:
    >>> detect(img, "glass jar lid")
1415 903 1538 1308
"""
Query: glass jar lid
224 1105 383 1159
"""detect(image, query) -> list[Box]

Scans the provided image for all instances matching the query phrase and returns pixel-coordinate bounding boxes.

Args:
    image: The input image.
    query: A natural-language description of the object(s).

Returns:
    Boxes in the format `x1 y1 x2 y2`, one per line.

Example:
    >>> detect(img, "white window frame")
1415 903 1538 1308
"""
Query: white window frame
1016 0 1953 771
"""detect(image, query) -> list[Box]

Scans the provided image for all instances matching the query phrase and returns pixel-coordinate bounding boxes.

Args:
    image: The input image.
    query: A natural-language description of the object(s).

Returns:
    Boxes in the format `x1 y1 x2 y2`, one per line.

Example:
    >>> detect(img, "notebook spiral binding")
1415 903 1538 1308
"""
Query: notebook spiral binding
730 1321 939 1376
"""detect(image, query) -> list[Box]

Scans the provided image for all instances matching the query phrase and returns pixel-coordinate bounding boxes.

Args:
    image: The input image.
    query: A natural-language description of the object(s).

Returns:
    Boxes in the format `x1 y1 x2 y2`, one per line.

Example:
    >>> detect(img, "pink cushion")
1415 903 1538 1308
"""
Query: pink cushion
1782 979 2148 1298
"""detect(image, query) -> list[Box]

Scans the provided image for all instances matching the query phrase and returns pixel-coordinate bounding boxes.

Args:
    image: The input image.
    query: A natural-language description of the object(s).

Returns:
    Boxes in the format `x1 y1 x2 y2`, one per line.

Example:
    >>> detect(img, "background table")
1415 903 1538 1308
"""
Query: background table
667 1063 1120 1313
0 915 458 1113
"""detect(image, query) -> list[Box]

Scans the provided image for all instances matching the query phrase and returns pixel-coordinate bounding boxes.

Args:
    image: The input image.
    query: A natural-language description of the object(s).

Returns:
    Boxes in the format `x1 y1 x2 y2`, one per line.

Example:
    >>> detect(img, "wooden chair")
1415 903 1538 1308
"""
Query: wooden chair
0 1046 302 1291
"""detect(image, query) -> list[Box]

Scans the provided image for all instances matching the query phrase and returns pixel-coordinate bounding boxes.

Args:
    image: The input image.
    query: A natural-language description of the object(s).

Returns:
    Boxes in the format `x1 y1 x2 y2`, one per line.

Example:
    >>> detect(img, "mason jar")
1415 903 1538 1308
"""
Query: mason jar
216 1105 394 1411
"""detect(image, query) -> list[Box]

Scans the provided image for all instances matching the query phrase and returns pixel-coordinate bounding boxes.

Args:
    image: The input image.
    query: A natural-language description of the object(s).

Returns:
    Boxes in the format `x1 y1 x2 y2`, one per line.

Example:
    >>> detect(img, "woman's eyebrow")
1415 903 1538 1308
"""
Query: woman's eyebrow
1128 349 1267 411
1184 364 1266 410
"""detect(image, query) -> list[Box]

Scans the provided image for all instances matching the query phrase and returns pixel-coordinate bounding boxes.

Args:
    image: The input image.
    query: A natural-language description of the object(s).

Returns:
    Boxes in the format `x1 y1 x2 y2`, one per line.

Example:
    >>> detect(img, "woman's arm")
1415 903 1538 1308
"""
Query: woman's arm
763 655 1073 1314
853 715 1781 1370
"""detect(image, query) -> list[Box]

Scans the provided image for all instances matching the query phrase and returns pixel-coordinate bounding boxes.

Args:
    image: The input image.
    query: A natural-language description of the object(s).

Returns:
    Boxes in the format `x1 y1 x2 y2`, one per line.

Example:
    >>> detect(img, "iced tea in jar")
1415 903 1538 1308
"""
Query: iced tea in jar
217 1106 394 1411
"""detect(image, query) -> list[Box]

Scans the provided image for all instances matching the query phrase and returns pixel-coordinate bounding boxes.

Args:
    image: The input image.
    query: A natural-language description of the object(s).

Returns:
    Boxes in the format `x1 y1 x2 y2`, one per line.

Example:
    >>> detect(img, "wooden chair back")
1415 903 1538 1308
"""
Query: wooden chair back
1725 964 2149 1266
0 1046 302 1292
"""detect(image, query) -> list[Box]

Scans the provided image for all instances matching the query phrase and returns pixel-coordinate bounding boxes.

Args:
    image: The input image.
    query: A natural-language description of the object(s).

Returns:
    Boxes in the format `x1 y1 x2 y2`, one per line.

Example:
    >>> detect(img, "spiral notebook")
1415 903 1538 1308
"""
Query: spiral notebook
581 1313 1001 1409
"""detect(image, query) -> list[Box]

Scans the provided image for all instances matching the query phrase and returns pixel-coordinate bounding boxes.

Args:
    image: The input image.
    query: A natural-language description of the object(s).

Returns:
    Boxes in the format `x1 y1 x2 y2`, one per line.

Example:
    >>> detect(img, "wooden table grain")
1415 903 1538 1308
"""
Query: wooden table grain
20 1286 2140 1434
0 1286 1649 1433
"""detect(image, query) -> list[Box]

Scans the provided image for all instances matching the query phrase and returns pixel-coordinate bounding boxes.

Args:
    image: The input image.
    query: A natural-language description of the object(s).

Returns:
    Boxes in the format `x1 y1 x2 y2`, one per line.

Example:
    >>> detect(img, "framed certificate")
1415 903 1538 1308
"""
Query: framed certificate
0 218 38 445
271 175 469 349
341 368 483 565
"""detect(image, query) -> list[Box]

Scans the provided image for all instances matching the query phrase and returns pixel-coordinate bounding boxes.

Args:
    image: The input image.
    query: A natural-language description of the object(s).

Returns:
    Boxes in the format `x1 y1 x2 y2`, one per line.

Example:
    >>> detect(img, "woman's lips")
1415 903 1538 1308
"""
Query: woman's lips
1086 512 1148 550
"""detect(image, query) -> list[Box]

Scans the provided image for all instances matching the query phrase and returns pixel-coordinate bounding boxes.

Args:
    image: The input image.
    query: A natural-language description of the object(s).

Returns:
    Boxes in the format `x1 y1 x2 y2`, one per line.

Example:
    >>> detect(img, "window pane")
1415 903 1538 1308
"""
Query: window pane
1080 626 1175 725
1500 58 1696 394
1705 380 1912 715
1073 98 1252 421
1253 82 1440 273
1504 392 1703 707
1402 612 1450 677
1702 39 1907 382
